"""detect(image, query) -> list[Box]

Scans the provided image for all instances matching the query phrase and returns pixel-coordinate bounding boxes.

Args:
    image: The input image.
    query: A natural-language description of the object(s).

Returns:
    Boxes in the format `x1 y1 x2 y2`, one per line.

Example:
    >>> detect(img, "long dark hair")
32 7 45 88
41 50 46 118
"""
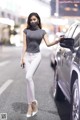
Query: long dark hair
27 12 42 29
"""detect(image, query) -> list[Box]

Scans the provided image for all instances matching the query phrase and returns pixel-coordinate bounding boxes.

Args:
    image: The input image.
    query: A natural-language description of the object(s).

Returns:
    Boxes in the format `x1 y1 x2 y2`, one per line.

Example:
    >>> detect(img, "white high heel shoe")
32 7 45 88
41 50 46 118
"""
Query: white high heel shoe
26 113 32 118
32 100 38 116
26 104 33 118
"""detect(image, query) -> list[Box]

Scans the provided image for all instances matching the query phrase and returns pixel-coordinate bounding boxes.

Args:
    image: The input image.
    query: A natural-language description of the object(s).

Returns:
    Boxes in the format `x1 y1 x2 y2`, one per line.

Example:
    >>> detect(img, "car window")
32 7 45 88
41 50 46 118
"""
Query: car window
72 26 80 39
65 24 77 38
72 25 80 47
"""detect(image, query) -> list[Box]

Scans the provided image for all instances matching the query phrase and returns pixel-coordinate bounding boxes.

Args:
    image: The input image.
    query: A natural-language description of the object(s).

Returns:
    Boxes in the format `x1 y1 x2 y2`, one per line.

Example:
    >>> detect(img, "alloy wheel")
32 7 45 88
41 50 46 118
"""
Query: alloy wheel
72 80 79 120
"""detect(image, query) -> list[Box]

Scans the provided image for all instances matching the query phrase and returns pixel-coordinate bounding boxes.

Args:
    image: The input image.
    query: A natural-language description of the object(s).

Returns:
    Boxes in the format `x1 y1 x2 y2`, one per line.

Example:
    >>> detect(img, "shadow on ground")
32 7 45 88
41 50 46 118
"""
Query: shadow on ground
50 86 70 120
55 100 70 120
11 102 40 120
12 102 27 114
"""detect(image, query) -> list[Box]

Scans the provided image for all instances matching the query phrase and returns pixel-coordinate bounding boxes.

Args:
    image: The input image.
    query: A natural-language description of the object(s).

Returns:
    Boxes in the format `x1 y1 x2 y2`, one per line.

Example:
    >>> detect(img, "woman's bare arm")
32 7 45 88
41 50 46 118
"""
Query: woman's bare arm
43 34 62 47
21 33 27 61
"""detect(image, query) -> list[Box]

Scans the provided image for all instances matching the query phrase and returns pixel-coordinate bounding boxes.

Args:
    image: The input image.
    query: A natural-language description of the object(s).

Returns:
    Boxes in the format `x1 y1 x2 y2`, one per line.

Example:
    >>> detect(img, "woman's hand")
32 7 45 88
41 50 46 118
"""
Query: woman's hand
59 36 64 42
20 58 25 68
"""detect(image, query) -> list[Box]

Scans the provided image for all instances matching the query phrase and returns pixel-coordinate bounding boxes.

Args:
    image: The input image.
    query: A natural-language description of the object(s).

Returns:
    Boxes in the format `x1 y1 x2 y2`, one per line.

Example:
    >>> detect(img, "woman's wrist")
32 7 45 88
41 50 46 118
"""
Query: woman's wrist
55 38 60 44
56 37 62 43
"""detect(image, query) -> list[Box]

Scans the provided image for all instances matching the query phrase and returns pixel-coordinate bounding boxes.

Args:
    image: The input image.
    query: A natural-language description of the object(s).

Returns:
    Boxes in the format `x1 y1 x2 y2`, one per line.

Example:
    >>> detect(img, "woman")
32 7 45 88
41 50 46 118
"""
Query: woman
20 12 63 118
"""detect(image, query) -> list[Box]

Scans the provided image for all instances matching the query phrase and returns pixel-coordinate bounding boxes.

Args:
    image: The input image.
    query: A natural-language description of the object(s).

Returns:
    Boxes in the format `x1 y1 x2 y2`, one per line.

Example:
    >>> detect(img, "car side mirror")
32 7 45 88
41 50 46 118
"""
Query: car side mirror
60 38 74 50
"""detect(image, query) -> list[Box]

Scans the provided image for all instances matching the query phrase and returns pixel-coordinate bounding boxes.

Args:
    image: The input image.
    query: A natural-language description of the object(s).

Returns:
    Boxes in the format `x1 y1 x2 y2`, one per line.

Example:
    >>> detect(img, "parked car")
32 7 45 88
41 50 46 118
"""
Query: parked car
51 22 80 120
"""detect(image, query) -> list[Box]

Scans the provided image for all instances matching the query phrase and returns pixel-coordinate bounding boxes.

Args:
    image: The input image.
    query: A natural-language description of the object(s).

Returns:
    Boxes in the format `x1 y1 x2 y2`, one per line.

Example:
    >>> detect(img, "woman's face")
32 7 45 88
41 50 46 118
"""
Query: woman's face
30 15 38 23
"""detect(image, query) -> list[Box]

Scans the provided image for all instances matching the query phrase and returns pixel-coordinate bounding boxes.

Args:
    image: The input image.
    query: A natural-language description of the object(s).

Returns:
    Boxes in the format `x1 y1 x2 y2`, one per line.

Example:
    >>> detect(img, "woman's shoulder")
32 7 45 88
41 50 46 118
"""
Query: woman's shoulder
23 28 27 34
39 29 46 33
23 28 30 34
41 29 46 35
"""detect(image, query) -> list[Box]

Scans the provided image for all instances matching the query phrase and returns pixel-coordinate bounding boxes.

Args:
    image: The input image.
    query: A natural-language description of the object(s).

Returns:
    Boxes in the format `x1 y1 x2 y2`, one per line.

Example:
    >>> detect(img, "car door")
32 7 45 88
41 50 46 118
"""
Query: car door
57 24 78 99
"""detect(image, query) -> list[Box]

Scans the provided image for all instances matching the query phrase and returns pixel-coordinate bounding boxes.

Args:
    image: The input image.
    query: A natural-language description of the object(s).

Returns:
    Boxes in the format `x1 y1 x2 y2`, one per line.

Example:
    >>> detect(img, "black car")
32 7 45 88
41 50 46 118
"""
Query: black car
51 22 80 120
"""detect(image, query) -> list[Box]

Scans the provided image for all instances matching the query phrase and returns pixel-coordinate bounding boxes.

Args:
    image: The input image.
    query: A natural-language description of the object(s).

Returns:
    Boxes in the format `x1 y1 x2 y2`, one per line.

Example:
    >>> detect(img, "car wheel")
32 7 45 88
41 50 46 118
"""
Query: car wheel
71 79 80 120
53 69 65 101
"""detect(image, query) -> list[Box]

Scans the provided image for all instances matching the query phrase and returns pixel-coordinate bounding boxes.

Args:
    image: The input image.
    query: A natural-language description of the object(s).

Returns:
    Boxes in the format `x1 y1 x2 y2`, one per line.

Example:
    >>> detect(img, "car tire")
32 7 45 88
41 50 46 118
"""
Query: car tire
53 69 65 101
70 79 80 120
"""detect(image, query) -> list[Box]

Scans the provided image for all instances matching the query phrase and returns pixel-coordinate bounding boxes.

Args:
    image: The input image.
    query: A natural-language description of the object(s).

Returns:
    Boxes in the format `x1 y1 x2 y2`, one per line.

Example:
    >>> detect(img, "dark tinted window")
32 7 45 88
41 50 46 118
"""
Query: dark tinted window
73 25 80 47
73 26 80 39
65 24 77 38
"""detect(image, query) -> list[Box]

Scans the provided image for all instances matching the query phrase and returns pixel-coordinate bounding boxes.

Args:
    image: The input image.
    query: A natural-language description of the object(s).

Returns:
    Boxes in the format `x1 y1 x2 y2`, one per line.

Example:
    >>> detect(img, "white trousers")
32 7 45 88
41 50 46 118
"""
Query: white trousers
25 52 41 104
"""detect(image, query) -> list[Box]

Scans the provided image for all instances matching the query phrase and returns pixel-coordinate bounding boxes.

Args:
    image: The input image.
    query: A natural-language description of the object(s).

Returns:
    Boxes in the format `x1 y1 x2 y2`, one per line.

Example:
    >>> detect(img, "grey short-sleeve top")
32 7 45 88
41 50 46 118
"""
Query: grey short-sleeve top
23 28 46 53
